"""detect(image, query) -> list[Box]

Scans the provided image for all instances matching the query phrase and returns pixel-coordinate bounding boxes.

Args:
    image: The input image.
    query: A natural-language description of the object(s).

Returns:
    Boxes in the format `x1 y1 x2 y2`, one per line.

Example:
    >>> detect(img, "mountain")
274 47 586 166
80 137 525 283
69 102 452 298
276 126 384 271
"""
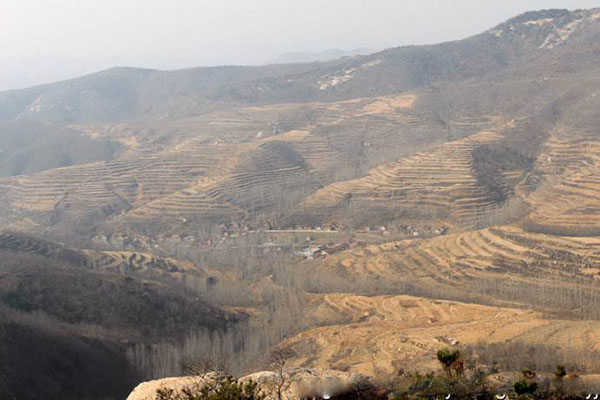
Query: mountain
5 8 600 239
2 8 599 124
4 8 600 399
271 48 376 64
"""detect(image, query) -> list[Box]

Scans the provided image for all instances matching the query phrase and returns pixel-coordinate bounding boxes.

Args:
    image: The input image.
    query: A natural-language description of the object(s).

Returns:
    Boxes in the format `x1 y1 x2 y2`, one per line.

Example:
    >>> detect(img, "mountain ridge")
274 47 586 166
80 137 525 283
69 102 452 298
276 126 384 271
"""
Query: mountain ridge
3 8 599 123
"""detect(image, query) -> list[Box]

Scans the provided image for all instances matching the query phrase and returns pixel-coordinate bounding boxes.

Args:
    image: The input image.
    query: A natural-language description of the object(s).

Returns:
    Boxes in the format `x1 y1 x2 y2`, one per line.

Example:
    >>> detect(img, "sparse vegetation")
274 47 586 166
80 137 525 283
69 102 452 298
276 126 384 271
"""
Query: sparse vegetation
4 6 600 400
155 376 265 400
392 348 491 399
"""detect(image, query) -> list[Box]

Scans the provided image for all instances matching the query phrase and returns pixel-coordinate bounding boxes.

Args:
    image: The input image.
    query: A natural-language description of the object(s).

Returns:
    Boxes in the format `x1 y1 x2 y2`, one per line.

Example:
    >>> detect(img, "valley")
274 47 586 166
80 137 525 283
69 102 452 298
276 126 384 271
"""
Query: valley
2 6 600 399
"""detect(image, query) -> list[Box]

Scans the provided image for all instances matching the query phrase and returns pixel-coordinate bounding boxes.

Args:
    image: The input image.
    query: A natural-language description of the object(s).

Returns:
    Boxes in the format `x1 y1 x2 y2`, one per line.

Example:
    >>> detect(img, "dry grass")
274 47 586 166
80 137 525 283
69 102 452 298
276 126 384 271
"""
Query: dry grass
523 133 600 234
298 123 517 228
0 93 502 238
281 294 600 378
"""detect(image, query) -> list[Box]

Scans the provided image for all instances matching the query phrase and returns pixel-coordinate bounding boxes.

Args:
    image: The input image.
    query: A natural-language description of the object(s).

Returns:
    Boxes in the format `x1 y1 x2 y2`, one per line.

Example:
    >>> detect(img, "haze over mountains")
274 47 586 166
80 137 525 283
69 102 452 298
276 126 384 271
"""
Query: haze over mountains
2 8 599 124
3 7 600 399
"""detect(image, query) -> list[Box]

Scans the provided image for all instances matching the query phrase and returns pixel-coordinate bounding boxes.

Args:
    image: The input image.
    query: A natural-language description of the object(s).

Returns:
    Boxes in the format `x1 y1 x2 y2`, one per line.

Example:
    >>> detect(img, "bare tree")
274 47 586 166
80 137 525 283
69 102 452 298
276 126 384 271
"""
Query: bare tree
184 357 229 376
270 349 294 400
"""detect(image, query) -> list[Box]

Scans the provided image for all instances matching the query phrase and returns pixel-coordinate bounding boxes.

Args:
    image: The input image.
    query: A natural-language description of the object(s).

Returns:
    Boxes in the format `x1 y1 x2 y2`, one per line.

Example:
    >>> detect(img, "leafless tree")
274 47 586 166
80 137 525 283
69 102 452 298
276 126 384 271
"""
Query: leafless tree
270 349 294 400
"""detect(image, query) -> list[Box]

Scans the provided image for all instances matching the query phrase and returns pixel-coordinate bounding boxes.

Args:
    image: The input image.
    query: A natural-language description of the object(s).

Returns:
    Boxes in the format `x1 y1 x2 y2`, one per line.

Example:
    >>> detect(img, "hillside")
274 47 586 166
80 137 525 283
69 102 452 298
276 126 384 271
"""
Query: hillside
0 121 119 176
0 232 244 399
4 7 600 399
3 9 599 124
272 48 376 64
282 294 600 377
0 306 137 400
2 10 600 244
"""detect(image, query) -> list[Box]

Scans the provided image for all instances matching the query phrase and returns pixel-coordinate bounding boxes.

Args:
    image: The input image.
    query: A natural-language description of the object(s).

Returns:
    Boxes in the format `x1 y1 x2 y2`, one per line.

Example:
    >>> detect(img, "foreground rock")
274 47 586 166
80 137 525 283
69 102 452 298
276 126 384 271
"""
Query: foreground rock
127 368 372 400
126 375 213 400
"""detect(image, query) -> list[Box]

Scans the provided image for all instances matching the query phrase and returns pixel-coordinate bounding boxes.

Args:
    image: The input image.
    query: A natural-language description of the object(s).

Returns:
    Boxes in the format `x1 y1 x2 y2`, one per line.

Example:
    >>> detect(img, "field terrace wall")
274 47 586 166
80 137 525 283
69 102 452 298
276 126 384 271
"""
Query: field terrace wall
307 225 600 318
294 121 524 230
524 133 600 235
0 93 503 242
281 294 600 377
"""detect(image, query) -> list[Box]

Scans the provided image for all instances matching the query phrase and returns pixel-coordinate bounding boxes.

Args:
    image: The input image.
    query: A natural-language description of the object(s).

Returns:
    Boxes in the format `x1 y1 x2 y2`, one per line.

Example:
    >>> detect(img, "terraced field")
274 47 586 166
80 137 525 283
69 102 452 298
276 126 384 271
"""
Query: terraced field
0 141 238 213
305 293 522 326
283 294 600 377
12 10 600 397
296 121 525 228
313 224 600 317
0 230 202 278
524 133 600 235
0 231 88 264
272 125 600 377
0 93 504 239
3 93 600 384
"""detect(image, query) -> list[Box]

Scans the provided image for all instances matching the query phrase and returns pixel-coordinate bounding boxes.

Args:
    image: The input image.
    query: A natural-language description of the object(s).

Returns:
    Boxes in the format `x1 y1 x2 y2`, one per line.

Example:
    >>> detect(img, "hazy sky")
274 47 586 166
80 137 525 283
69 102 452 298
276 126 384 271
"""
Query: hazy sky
2 0 599 91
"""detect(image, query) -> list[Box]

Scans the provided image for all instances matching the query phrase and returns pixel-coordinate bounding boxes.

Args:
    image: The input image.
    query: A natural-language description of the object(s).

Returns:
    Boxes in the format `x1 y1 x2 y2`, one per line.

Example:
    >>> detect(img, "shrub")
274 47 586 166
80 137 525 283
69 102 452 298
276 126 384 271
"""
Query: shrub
554 365 567 379
156 376 265 400
437 348 461 367
514 379 538 395
436 348 464 376
407 372 453 397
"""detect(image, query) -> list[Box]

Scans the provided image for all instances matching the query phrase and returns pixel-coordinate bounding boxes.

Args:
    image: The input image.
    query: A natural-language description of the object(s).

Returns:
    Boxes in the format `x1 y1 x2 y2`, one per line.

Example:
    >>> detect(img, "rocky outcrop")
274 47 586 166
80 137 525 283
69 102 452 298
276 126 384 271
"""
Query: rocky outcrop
127 368 372 400
127 376 205 400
